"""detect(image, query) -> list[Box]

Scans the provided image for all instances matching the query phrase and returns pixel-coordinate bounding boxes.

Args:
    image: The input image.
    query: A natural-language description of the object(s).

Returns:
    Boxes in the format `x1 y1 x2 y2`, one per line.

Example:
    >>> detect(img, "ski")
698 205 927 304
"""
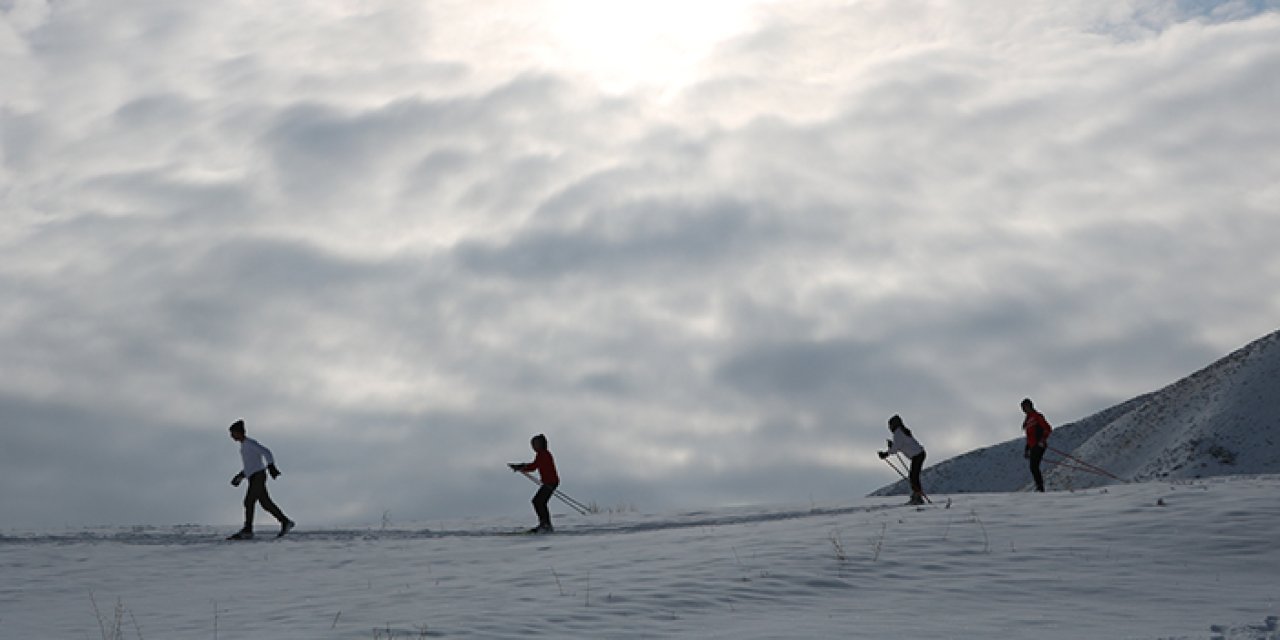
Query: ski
495 528 552 536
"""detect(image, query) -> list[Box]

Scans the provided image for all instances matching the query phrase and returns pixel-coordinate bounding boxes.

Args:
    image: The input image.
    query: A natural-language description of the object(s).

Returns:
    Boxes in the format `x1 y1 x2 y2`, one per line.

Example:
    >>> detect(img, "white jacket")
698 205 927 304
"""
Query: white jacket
239 437 276 477
886 429 925 458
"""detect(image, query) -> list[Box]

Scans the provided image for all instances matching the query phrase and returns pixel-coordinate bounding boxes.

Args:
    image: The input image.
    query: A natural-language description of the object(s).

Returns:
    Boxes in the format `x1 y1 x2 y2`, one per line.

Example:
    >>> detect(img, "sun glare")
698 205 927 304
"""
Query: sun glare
542 0 765 95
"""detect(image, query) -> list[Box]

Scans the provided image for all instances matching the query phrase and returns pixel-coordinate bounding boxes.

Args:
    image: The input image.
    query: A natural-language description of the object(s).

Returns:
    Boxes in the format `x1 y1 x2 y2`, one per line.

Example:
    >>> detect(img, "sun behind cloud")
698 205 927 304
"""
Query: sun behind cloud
540 0 767 95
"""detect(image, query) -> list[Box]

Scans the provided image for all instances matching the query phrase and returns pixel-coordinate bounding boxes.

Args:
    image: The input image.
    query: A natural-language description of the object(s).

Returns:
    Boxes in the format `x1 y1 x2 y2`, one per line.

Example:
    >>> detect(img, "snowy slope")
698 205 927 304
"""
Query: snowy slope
873 329 1280 496
3 478 1279 639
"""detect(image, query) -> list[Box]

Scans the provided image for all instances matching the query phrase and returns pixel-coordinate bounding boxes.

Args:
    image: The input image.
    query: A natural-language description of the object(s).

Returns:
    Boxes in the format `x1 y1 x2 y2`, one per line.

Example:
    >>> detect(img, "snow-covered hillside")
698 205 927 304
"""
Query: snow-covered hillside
873 329 1280 496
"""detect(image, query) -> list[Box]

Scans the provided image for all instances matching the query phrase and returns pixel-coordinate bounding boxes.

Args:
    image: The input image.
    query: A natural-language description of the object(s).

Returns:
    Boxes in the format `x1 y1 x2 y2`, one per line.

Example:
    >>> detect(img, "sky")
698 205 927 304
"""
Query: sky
2 0 1278 528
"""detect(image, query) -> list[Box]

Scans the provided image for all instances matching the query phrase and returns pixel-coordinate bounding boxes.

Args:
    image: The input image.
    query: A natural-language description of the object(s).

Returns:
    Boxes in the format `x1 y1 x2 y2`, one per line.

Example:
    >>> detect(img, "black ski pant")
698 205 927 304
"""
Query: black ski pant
244 470 288 529
1028 446 1046 492
532 483 558 528
908 452 925 495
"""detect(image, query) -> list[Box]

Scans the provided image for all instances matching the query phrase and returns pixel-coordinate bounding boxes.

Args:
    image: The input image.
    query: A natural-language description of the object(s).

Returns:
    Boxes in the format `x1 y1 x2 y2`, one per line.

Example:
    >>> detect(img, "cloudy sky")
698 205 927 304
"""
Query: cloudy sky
2 0 1278 528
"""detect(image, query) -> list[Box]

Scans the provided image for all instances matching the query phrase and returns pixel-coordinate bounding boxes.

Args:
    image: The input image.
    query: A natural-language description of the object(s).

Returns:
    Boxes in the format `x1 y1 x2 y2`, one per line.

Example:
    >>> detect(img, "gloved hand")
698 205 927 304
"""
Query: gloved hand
508 463 522 471
268 464 281 479
231 472 244 487
877 451 889 459
1024 448 1030 459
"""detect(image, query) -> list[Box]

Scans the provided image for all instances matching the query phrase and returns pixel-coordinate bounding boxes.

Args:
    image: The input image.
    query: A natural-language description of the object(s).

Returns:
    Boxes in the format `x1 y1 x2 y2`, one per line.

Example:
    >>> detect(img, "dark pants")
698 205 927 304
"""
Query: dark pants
532 483 558 527
1029 446 1046 492
244 470 287 529
908 452 926 495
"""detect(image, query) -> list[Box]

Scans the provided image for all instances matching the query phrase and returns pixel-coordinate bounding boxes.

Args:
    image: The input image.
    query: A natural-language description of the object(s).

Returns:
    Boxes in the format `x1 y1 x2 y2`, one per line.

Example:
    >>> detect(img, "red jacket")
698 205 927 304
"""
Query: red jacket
1023 410 1052 448
523 449 559 485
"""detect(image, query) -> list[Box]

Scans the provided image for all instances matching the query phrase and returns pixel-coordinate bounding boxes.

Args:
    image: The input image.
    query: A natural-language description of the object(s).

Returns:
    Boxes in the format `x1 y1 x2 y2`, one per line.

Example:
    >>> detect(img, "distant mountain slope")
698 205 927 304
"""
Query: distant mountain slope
872 329 1280 496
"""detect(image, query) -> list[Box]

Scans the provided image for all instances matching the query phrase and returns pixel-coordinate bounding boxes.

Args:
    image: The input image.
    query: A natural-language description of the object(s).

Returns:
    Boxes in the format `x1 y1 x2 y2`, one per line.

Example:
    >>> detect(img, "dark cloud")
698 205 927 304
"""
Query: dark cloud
0 393 224 525
716 339 942 408
454 198 781 279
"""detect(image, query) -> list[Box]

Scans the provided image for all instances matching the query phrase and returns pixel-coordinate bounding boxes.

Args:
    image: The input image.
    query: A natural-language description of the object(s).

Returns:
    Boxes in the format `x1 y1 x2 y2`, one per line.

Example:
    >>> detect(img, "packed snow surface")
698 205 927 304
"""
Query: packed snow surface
3 476 1278 639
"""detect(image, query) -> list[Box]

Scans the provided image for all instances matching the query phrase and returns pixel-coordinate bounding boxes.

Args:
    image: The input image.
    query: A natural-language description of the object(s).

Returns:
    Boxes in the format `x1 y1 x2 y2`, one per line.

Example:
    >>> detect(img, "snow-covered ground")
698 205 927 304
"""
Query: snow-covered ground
3 476 1278 639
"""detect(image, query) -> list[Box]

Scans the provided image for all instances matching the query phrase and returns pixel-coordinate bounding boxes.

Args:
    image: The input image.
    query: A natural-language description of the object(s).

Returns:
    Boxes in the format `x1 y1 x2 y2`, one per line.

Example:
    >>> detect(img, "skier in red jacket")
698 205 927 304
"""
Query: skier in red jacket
1021 398 1053 492
509 434 560 533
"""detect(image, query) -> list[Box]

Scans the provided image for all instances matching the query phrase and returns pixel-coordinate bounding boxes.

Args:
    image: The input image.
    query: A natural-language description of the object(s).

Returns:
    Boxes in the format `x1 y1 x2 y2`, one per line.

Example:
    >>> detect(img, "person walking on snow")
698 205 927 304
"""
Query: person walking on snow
1021 398 1053 492
227 419 294 540
508 434 560 533
878 415 927 505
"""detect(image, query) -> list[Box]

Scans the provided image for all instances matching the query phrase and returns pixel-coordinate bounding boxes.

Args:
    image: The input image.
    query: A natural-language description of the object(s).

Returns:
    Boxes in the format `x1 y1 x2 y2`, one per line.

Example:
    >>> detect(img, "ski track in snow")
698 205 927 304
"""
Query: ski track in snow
2 477 1278 639
0 503 910 546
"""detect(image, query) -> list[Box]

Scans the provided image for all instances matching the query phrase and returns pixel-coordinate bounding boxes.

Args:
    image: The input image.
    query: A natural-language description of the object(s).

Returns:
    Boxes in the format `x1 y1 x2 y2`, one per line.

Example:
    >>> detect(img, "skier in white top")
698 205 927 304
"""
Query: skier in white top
878 415 928 505
227 420 294 540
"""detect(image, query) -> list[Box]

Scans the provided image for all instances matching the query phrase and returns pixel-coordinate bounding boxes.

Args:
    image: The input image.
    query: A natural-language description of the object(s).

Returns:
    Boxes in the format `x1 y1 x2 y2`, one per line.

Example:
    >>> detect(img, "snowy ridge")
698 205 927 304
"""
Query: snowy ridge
873 328 1280 496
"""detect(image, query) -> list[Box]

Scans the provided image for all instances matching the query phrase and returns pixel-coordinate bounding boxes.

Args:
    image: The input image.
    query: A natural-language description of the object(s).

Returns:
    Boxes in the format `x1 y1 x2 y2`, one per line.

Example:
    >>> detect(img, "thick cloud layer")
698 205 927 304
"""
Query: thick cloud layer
2 0 1278 527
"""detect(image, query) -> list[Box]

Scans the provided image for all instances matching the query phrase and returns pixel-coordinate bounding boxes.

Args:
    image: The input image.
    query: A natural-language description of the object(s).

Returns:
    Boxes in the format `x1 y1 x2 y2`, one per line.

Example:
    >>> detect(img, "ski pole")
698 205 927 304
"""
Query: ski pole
549 485 593 514
553 490 592 515
1047 447 1124 482
507 463 588 511
520 470 590 514
522 471 592 514
518 471 591 515
1043 457 1120 480
883 455 908 481
1046 460 1113 478
895 452 933 504
882 455 931 504
882 451 910 481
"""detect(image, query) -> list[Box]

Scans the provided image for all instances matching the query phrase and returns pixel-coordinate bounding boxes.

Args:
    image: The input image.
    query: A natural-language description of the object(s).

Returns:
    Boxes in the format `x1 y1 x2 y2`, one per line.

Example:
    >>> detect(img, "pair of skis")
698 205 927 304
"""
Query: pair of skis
226 522 294 541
